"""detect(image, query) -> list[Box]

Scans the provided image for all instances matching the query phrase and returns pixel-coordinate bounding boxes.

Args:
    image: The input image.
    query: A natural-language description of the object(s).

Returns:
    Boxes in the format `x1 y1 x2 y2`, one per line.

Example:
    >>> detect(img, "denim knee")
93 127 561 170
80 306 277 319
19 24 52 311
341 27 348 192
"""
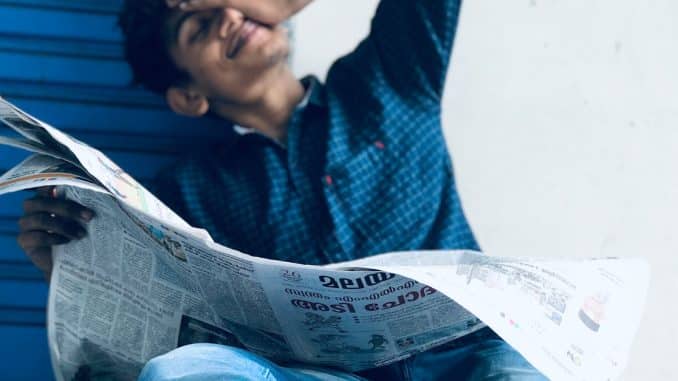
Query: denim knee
407 329 548 381
466 339 547 381
138 344 286 381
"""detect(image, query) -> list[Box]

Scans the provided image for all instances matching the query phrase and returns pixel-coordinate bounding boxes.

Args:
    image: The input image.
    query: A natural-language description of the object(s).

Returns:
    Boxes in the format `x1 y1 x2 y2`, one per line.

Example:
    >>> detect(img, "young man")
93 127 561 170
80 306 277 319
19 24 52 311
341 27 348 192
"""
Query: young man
18 0 547 379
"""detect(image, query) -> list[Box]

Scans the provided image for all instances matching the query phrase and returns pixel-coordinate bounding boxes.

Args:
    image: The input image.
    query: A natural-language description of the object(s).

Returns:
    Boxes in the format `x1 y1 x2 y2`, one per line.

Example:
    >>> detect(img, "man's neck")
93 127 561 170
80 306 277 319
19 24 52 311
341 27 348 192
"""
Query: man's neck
211 68 305 143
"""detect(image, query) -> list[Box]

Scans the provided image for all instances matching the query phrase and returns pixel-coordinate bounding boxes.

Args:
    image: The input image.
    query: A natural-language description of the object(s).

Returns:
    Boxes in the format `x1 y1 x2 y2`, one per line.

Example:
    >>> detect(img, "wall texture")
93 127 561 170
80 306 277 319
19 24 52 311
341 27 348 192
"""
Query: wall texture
293 1 677 380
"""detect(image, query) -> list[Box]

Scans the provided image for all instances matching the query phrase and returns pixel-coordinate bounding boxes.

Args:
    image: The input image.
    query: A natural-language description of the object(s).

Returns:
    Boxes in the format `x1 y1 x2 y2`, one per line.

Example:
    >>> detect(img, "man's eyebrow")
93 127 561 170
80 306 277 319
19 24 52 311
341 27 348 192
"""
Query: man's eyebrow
172 11 197 44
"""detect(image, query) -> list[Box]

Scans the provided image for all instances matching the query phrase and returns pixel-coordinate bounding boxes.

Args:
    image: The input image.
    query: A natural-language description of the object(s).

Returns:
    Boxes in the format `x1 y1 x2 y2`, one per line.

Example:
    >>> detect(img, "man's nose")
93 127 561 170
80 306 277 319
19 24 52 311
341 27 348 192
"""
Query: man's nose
218 8 244 39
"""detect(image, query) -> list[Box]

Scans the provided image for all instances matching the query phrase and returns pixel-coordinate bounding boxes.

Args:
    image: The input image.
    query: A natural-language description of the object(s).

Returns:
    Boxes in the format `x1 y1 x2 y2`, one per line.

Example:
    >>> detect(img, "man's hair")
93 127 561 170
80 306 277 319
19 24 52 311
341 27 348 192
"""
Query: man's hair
118 0 190 94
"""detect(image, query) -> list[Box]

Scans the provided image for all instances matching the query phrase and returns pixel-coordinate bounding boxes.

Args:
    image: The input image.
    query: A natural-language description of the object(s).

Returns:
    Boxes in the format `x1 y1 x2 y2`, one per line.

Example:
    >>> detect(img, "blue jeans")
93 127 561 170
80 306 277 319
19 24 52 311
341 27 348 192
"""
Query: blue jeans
138 328 547 381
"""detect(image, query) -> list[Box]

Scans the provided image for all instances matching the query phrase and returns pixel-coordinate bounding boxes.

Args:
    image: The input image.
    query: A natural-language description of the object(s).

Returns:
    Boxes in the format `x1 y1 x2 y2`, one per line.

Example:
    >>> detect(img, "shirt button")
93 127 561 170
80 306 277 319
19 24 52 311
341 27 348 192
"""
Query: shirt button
324 175 334 186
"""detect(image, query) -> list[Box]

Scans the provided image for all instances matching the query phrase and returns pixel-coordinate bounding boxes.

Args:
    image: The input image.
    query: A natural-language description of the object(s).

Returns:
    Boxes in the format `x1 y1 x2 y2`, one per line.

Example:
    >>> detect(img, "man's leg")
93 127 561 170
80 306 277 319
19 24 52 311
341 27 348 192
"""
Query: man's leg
406 327 547 381
138 344 364 381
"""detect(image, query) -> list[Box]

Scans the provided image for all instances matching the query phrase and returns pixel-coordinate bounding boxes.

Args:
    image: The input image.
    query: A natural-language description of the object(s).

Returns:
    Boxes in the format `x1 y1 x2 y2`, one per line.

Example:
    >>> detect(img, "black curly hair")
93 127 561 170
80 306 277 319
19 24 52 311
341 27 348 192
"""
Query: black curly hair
118 0 190 94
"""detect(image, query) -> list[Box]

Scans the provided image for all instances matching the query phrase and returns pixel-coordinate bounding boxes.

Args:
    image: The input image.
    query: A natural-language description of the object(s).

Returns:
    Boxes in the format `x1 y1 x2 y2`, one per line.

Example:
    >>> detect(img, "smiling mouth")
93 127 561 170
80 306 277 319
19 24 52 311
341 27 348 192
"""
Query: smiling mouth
227 19 259 59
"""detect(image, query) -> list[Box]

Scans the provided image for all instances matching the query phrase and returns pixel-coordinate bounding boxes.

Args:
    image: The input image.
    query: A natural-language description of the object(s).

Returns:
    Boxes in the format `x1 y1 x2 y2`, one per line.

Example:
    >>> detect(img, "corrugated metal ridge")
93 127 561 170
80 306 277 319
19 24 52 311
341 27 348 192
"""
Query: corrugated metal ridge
0 305 45 326
0 261 44 281
0 217 17 234
0 0 121 14
0 79 165 108
0 32 123 60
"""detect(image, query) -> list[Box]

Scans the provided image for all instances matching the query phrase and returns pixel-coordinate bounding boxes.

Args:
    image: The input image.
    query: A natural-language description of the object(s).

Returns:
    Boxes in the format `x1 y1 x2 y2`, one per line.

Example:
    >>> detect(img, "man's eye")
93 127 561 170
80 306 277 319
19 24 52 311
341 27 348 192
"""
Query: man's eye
190 17 213 42
199 18 212 33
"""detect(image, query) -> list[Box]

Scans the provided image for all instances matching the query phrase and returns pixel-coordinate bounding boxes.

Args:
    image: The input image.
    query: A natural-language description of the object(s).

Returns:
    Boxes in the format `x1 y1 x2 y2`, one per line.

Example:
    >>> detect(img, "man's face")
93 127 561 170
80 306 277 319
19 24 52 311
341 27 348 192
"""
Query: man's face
166 7 290 105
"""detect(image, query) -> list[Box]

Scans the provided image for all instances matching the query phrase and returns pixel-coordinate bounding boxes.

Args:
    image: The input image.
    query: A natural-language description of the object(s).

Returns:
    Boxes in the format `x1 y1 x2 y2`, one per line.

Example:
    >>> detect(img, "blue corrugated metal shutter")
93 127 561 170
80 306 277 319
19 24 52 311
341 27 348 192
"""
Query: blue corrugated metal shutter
0 1 224 379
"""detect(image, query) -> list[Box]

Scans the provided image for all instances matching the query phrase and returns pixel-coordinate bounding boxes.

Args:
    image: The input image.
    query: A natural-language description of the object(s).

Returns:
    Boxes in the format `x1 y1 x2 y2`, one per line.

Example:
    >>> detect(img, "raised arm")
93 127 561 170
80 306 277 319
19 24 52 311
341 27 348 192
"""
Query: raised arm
359 0 464 104
169 0 314 25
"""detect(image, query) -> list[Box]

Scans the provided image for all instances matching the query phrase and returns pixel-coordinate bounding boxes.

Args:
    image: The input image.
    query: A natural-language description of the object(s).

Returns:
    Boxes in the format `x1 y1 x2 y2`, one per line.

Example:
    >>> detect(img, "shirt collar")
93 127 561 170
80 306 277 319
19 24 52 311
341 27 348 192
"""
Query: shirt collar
232 124 256 136
232 76 321 136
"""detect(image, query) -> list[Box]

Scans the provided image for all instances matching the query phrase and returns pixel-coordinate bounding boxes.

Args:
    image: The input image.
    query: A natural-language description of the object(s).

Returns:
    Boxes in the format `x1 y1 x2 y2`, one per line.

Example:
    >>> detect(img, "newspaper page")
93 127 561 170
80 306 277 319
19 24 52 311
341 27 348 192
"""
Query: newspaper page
0 135 77 163
0 154 106 196
0 97 650 381
48 185 487 380
0 96 202 237
185 240 486 371
46 193 650 381
331 251 650 380
0 98 79 164
48 187 219 381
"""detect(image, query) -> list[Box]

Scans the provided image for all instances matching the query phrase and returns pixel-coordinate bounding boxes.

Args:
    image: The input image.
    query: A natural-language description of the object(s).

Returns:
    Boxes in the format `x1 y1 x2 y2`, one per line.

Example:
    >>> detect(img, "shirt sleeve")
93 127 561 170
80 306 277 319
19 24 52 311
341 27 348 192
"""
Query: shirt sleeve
365 0 463 104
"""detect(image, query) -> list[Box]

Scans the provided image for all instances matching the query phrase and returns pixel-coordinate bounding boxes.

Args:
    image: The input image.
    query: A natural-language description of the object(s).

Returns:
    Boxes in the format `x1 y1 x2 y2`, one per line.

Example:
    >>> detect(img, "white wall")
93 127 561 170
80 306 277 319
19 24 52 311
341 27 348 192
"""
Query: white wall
292 1 677 380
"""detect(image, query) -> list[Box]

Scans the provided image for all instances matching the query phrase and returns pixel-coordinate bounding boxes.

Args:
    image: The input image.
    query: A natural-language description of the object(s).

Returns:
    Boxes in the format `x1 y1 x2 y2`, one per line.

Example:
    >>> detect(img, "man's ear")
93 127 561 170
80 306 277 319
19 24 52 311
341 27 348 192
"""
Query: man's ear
166 86 209 117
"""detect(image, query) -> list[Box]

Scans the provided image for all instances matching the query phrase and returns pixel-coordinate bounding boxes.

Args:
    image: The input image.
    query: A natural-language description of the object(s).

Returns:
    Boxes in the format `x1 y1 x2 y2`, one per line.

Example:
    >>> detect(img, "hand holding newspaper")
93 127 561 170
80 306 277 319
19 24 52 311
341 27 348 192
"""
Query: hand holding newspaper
0 97 650 381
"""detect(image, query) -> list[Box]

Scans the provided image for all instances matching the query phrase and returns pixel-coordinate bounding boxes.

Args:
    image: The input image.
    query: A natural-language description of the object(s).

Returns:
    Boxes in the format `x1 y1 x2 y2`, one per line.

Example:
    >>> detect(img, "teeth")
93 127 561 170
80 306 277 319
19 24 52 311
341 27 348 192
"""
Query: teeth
228 21 257 59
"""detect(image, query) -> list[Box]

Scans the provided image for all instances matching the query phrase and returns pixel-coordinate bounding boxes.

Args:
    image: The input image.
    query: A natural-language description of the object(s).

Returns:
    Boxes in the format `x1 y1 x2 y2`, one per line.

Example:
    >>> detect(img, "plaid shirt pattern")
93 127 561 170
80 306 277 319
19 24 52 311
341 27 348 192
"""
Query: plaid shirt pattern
155 0 479 265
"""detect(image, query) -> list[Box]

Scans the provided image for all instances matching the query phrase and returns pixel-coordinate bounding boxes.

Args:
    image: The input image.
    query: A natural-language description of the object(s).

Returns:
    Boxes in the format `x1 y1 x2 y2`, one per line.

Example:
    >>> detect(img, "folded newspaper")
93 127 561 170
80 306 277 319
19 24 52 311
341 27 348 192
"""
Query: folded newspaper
0 97 649 381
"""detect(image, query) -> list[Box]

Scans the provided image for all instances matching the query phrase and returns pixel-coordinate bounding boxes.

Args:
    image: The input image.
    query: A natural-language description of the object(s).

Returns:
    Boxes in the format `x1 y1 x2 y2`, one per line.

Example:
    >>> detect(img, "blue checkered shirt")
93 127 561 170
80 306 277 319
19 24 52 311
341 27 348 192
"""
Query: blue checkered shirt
154 0 479 265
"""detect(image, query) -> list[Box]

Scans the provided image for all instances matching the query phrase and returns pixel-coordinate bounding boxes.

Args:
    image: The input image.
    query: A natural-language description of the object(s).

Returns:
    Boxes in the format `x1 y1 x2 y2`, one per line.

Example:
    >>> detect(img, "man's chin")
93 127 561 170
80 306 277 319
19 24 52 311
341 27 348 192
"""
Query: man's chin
257 39 291 67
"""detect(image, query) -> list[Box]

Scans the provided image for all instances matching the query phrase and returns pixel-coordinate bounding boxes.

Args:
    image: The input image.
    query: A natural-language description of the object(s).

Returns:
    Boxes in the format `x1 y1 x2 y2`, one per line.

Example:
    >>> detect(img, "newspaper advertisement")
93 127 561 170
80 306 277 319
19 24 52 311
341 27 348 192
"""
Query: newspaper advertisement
0 96 650 381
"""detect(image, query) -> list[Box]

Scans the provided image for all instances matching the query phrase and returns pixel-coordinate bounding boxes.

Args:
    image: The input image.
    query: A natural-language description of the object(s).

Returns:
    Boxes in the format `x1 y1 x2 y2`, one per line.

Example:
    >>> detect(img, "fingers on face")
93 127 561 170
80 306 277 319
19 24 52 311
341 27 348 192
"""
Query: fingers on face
23 197 95 223
169 0 226 11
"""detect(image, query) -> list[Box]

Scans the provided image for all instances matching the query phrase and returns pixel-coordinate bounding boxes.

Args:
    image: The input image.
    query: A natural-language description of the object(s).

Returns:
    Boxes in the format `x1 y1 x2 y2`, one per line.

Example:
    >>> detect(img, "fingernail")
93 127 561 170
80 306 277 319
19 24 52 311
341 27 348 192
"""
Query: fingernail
81 210 94 222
